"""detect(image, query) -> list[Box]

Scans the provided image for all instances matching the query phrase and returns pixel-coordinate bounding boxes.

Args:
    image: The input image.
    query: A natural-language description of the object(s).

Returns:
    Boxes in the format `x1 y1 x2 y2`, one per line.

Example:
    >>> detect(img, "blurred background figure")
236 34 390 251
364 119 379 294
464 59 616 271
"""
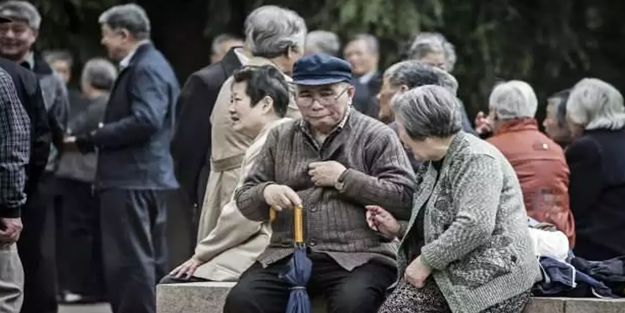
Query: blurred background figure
55 58 117 304
0 2 69 313
408 32 456 72
210 33 243 64
44 50 89 125
543 89 574 148
43 50 72 84
565 78 625 261
344 33 381 118
305 30 340 56
485 80 575 246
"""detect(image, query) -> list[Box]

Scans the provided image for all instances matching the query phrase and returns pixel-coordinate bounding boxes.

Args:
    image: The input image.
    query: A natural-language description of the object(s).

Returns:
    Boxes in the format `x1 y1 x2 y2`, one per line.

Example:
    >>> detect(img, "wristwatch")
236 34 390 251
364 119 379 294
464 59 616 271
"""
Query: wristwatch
334 169 348 191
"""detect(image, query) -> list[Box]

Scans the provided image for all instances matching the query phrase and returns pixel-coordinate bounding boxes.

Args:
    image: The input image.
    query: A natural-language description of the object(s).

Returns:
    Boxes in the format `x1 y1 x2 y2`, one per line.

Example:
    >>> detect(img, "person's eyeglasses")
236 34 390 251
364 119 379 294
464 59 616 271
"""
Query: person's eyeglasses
296 86 349 107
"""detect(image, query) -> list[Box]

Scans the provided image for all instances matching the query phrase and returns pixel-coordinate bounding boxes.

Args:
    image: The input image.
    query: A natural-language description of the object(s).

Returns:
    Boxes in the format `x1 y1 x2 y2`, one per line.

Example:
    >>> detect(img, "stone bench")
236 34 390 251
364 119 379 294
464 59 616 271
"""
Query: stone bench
156 282 625 313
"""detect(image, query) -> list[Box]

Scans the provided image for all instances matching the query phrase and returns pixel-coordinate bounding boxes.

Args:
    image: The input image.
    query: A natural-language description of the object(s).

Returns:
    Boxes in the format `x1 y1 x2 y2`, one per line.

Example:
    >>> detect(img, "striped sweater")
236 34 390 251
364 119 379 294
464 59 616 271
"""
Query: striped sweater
235 109 415 270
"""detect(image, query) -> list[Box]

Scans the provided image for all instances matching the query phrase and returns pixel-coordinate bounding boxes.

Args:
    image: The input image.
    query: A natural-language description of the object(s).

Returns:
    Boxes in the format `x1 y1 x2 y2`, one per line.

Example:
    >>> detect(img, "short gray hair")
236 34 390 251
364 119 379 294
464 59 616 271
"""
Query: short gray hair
489 80 538 120
99 4 151 40
384 60 443 91
211 33 243 55
43 50 73 67
81 58 117 91
408 32 457 72
567 78 625 130
350 34 379 54
305 30 340 56
392 85 462 140
244 5 307 59
0 1 41 29
432 67 459 95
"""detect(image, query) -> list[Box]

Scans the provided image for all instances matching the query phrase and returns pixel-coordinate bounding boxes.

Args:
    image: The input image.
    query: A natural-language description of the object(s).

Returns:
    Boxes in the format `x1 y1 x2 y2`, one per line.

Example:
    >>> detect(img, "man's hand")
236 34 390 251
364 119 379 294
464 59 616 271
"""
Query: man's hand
308 161 346 187
169 256 205 280
0 218 23 244
404 256 432 288
263 184 302 211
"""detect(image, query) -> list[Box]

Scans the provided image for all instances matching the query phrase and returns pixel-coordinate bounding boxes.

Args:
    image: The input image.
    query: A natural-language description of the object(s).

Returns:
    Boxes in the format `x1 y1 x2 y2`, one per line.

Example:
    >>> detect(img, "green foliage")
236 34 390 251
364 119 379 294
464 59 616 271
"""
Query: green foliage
35 0 625 118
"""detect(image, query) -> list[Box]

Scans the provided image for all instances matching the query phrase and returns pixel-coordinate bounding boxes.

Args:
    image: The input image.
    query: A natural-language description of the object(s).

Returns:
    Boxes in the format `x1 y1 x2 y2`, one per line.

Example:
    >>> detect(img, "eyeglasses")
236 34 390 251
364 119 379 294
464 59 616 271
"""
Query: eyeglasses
296 86 350 107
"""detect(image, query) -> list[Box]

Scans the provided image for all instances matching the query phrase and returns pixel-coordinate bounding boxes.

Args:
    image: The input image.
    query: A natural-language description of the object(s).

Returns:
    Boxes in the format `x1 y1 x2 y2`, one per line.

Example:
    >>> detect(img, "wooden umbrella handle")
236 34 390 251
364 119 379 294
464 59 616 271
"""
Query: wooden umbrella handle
269 207 277 222
269 205 304 244
294 205 304 244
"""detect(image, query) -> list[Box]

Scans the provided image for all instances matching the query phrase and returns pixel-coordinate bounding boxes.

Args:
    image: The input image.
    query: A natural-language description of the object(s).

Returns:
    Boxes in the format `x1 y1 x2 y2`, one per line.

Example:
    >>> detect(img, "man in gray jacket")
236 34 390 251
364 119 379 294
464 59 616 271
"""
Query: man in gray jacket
0 2 69 313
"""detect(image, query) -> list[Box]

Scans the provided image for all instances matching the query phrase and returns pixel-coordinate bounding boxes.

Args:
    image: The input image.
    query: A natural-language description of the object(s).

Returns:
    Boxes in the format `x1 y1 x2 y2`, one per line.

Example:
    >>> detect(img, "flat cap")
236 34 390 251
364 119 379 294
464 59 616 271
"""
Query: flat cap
292 53 352 86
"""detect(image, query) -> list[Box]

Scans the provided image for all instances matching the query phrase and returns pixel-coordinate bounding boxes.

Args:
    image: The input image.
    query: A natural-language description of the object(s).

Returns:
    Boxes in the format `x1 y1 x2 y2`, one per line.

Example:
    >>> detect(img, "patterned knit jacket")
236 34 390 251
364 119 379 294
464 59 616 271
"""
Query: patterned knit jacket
397 132 541 313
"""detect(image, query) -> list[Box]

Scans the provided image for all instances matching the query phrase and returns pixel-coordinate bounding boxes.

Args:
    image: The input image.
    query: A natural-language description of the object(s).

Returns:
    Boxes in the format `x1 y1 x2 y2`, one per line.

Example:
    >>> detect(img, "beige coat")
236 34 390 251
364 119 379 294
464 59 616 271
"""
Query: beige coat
197 56 300 242
193 118 292 281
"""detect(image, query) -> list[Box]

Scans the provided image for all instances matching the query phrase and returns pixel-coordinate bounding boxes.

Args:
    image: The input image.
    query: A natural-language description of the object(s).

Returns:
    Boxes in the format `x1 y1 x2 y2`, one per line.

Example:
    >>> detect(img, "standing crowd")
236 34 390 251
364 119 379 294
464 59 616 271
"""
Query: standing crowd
0 2 623 313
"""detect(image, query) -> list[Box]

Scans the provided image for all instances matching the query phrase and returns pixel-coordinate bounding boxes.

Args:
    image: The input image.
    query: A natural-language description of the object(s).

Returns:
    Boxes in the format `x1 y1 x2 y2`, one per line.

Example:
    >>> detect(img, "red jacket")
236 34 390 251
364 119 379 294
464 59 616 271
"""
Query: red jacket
488 119 575 247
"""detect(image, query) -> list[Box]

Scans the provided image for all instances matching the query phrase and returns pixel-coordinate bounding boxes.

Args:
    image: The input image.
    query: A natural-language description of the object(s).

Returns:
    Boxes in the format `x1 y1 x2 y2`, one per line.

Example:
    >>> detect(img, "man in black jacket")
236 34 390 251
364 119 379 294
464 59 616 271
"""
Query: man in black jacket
170 45 242 246
0 3 69 313
0 56 50 198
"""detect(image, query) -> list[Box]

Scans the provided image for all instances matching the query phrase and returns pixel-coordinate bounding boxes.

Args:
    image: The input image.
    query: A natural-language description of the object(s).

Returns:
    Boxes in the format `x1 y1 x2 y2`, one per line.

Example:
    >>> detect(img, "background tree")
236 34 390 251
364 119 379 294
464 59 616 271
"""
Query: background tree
32 0 625 120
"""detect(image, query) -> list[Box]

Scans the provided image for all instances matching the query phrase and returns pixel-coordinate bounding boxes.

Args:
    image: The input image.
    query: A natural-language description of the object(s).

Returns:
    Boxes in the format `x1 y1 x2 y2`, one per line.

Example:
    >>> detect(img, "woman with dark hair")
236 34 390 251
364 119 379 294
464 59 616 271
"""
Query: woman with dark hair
543 89 573 148
162 65 295 283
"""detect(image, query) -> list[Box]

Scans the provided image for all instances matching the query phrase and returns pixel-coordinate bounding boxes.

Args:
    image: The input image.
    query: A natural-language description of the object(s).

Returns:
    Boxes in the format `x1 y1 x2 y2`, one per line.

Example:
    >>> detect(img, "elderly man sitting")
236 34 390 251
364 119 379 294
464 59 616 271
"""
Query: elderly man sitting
224 54 415 313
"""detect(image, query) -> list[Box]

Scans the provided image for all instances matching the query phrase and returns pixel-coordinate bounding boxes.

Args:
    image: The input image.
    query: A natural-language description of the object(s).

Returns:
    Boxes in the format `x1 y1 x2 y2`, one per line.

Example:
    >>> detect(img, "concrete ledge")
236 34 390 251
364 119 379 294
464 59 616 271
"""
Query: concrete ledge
156 282 326 313
157 282 625 313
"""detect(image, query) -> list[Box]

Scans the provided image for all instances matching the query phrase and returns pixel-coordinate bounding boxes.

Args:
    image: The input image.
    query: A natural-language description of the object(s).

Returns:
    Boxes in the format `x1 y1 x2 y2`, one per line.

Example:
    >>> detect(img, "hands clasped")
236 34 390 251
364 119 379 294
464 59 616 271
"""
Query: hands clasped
0 218 23 245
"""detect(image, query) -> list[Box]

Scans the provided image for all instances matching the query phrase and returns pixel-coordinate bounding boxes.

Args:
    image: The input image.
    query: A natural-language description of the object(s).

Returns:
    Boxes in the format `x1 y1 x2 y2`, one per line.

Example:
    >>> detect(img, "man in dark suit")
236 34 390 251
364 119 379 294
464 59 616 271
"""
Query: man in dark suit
170 44 242 237
344 34 382 118
66 4 179 313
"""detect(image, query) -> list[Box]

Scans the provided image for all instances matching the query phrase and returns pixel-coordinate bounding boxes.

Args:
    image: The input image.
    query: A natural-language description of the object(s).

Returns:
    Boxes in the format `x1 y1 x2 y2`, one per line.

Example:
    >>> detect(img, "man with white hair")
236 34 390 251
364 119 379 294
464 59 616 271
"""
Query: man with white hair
0 2 69 313
485 80 575 247
65 4 180 313
196 5 304 242
305 30 341 56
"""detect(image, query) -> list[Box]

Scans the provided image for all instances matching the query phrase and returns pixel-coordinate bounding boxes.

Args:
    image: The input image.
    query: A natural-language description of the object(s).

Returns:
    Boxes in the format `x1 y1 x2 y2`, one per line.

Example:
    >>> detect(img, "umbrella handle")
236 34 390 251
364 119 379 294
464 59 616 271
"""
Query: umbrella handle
294 205 304 244
269 207 277 222
269 205 304 244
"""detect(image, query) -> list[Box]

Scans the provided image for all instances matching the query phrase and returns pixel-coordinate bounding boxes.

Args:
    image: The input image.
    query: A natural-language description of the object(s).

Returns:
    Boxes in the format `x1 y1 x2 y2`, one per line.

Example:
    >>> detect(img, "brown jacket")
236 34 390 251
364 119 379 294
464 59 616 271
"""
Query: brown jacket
488 119 575 247
197 56 300 241
235 110 415 270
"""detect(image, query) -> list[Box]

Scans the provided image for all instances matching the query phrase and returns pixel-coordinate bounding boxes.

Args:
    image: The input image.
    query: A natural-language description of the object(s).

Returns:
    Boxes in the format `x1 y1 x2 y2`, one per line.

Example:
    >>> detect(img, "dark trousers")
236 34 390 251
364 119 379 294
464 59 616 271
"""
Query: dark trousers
98 189 169 313
56 178 105 297
224 253 396 313
17 173 59 313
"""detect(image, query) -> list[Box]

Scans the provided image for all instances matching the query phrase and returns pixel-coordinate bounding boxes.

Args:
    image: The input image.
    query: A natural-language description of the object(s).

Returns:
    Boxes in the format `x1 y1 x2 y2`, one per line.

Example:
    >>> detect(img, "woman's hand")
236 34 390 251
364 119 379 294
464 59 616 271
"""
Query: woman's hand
404 256 432 288
365 205 401 237
169 256 205 280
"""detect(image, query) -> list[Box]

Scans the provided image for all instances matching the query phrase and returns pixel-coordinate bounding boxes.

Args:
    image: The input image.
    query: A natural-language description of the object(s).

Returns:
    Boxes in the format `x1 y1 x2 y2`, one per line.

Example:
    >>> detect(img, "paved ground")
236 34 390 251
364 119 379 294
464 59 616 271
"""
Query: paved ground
59 304 111 313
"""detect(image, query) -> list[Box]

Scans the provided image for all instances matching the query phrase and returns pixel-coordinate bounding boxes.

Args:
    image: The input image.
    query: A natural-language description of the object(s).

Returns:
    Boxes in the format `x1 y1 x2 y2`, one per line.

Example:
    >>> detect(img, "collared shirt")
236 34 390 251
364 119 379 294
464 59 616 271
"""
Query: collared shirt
20 52 35 70
235 109 415 271
233 48 249 66
0 68 31 217
119 40 151 69
358 70 376 85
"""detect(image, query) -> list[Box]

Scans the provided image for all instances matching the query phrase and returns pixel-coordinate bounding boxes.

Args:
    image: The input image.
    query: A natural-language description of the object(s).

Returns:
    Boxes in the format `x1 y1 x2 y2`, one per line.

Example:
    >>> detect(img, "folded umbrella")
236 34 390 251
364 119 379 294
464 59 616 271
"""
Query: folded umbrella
271 205 312 313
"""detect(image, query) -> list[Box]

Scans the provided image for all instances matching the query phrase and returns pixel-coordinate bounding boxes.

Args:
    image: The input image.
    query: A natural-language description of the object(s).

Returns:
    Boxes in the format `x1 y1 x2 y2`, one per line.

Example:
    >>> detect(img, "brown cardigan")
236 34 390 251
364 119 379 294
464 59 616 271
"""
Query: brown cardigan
235 109 415 270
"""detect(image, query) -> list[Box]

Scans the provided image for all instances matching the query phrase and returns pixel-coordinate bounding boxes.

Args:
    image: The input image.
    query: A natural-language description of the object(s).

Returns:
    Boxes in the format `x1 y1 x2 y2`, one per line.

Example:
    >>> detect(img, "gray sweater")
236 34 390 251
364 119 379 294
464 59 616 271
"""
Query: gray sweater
397 132 541 313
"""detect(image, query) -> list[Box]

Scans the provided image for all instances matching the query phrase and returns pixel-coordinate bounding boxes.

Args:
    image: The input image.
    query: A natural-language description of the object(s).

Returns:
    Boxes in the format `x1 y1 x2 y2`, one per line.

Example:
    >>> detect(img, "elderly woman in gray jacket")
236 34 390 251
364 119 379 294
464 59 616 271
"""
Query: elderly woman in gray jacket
369 85 540 313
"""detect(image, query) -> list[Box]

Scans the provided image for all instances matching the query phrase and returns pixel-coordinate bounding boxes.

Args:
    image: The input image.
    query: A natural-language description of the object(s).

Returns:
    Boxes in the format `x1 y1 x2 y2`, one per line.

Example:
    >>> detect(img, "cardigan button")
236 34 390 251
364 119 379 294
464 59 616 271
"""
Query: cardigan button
309 205 317 212
309 240 317 246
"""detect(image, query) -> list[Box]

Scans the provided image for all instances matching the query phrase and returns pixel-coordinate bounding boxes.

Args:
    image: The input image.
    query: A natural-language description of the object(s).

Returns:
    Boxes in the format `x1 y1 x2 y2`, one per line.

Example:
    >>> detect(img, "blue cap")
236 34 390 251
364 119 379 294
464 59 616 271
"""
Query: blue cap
292 54 352 86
